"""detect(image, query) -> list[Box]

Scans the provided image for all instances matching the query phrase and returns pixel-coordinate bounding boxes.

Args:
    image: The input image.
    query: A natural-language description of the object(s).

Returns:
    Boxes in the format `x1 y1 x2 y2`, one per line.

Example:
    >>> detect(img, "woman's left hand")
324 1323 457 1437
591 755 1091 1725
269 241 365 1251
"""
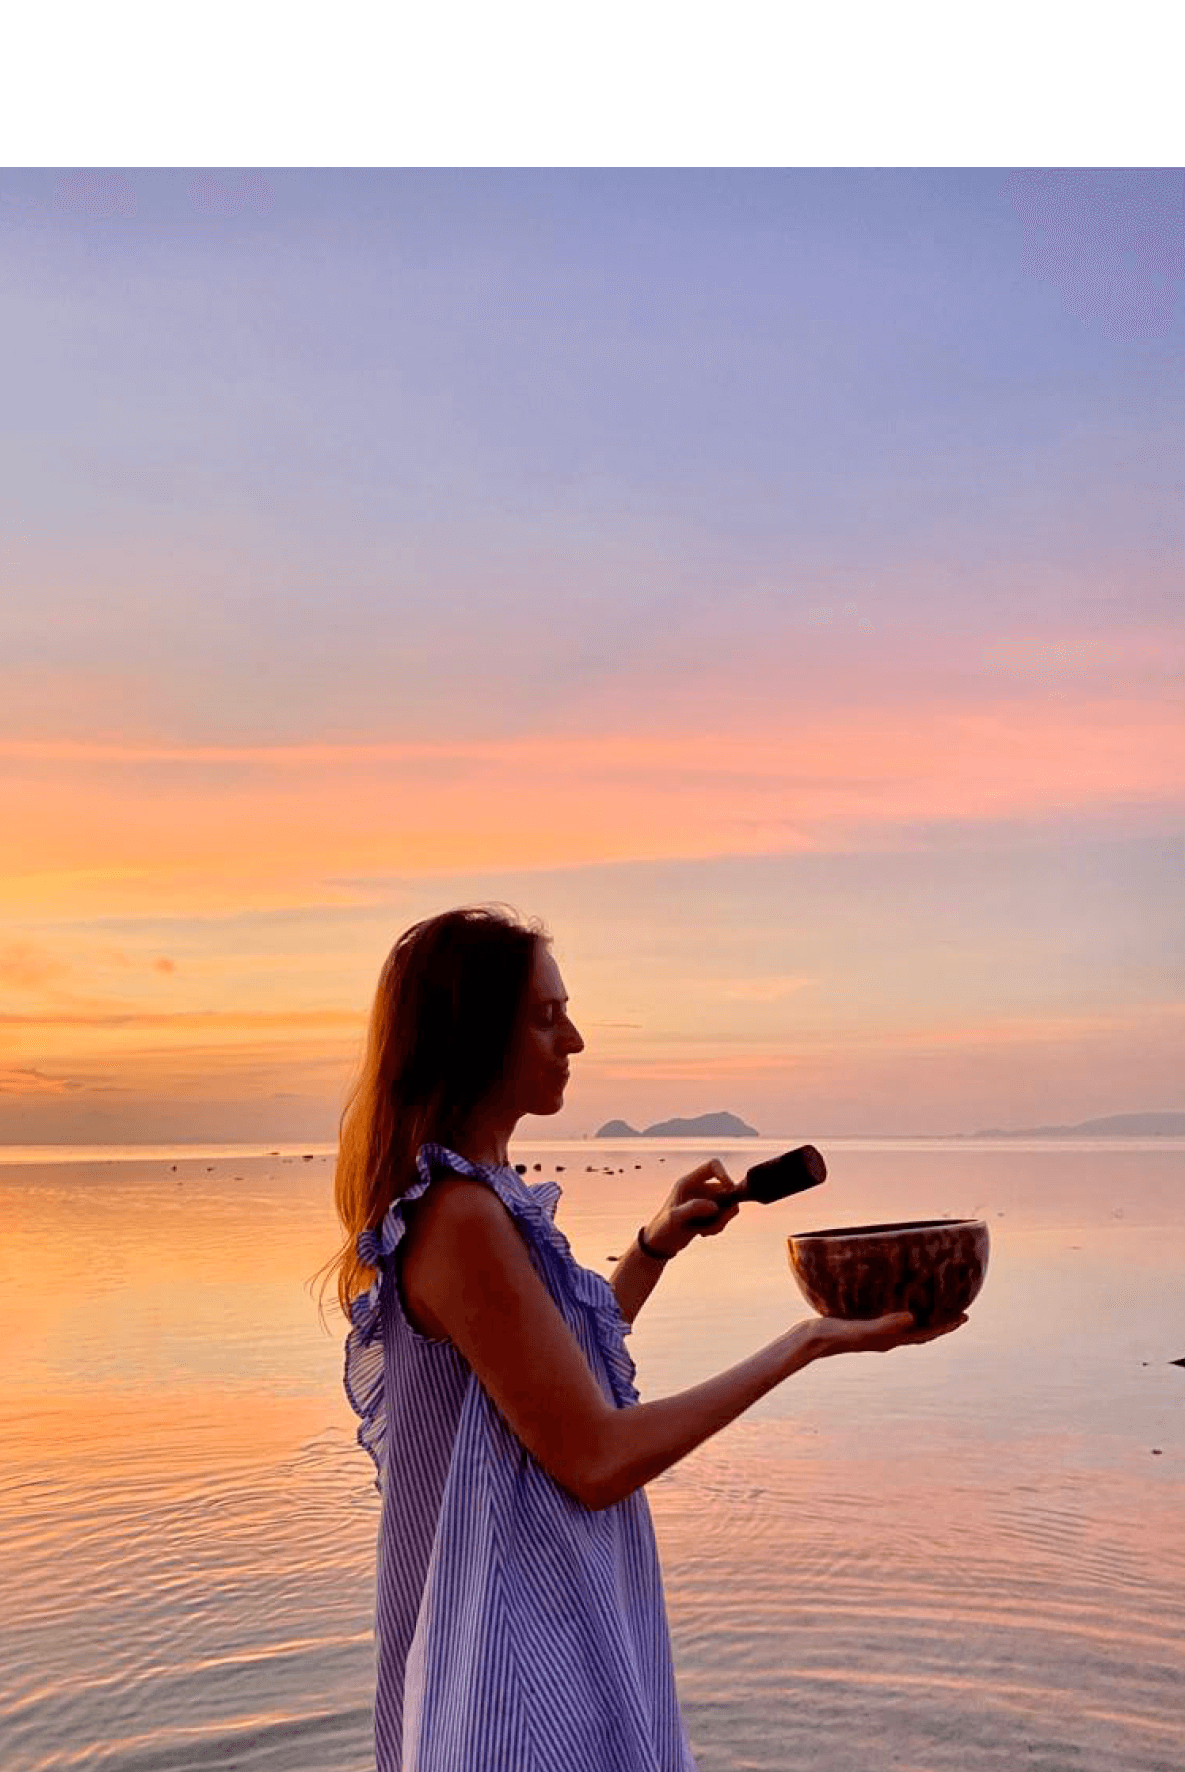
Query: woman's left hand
644 1159 742 1258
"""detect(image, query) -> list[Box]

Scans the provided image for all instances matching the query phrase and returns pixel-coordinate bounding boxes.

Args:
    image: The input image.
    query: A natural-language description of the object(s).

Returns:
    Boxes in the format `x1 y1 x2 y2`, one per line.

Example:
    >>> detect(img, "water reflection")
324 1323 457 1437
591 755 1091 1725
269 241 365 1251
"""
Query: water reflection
0 1142 1181 1770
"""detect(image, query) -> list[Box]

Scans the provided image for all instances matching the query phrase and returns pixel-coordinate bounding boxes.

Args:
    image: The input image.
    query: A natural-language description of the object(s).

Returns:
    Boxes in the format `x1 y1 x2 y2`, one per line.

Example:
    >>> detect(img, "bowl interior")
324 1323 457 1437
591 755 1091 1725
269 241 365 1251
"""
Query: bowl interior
792 1217 981 1241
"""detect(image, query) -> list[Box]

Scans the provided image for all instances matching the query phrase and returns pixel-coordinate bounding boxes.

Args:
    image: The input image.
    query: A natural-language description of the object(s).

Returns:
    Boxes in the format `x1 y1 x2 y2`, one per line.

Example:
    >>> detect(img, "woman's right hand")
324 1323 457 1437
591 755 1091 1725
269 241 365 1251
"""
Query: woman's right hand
807 1309 969 1359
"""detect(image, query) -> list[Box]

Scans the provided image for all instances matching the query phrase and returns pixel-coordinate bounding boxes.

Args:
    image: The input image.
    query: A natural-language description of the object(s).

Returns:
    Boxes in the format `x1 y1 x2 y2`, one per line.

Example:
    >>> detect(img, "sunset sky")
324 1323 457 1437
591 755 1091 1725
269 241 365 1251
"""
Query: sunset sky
2 166 1182 1143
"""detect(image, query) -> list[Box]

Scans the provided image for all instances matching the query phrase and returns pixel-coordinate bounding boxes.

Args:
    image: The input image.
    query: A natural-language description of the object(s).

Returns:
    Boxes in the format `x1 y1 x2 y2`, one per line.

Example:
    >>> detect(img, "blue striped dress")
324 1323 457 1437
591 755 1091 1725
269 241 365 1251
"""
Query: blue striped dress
344 1141 700 1771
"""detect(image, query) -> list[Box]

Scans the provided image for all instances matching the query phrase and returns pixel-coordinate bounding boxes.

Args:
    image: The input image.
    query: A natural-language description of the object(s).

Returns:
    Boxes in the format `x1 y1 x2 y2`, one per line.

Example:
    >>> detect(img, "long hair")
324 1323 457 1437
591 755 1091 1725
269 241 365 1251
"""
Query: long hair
311 903 550 1330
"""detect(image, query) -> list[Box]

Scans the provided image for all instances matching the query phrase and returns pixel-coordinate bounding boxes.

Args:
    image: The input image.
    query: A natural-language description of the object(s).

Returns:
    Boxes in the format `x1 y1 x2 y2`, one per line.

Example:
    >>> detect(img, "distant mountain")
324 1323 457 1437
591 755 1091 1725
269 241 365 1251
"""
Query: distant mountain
969 1111 1185 1138
591 1109 1185 1141
595 1110 759 1138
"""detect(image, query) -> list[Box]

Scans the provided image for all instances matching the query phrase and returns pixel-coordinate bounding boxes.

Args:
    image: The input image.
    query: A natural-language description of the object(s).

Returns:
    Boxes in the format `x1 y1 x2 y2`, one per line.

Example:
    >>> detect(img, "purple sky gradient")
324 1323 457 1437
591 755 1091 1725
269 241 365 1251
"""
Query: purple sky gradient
1 167 1182 1142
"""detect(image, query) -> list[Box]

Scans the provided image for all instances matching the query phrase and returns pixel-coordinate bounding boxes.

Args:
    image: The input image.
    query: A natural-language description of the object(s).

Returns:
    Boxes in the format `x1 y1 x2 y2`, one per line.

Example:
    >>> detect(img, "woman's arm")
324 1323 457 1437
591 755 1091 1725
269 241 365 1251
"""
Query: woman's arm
608 1162 740 1326
608 1223 673 1326
407 1174 965 1514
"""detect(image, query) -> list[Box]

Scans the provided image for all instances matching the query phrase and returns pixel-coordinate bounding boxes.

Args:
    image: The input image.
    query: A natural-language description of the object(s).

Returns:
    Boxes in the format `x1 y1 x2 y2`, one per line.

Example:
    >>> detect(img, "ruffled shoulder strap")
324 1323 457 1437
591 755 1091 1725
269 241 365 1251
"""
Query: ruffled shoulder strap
342 1149 450 1491
343 1142 639 1489
424 1146 641 1414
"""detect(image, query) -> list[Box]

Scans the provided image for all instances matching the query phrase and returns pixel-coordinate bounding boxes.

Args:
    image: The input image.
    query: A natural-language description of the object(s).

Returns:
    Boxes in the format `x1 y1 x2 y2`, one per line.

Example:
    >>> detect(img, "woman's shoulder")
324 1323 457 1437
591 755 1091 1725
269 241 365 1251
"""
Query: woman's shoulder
399 1170 519 1325
411 1148 532 1245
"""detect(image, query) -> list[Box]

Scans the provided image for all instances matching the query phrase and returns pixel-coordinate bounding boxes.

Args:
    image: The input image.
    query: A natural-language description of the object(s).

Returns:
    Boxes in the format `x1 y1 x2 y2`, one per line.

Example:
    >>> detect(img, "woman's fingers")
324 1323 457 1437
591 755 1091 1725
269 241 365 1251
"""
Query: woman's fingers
705 1206 740 1235
908 1312 969 1342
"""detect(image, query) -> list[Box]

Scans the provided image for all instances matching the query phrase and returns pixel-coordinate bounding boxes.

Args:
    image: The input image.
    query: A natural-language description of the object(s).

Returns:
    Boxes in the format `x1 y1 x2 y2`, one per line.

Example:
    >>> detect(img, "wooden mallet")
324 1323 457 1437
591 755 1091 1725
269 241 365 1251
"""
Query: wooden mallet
709 1143 827 1211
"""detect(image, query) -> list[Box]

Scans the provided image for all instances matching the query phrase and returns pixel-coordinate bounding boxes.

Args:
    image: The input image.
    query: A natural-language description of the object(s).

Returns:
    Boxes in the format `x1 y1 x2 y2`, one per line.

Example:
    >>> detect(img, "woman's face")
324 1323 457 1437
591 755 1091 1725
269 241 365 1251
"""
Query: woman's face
509 942 584 1116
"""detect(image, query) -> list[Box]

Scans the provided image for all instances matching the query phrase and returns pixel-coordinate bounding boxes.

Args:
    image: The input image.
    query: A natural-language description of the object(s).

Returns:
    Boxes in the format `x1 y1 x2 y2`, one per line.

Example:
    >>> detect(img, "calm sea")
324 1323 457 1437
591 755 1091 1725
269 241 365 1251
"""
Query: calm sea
1 1138 1182 1772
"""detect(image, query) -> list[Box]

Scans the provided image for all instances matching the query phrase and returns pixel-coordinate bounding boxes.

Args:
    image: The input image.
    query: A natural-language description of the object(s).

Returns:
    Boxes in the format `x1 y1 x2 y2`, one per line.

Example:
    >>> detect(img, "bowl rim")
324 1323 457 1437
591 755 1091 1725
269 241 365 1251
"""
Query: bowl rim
788 1216 987 1242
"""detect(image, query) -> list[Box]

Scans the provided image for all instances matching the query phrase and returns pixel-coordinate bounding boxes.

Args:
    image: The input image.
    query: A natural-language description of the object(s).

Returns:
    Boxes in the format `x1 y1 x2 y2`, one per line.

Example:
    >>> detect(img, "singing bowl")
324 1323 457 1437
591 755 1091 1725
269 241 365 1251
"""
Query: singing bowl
786 1218 990 1326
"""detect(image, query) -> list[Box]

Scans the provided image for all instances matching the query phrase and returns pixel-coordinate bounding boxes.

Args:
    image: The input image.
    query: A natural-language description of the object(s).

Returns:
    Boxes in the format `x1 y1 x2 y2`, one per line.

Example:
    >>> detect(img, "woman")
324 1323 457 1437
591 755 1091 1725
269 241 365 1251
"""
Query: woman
317 904 965 1771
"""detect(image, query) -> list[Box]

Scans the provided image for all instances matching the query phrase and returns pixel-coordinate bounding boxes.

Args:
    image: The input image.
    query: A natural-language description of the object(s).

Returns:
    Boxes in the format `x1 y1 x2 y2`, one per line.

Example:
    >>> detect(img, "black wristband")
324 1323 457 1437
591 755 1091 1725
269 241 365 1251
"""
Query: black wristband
636 1223 672 1263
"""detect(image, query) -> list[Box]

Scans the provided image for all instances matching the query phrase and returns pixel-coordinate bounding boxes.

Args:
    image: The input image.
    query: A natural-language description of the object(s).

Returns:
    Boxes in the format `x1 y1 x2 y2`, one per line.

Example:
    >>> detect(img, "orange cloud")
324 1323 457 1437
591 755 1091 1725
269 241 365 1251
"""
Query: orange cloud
0 692 1181 919
0 941 71 990
715 974 816 1003
0 1006 361 1032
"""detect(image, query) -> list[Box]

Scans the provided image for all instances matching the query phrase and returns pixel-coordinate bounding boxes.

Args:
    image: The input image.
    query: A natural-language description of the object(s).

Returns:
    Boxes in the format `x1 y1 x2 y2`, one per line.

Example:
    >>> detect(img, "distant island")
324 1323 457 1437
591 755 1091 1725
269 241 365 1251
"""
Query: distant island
595 1111 759 1138
967 1111 1185 1138
588 1109 1185 1140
